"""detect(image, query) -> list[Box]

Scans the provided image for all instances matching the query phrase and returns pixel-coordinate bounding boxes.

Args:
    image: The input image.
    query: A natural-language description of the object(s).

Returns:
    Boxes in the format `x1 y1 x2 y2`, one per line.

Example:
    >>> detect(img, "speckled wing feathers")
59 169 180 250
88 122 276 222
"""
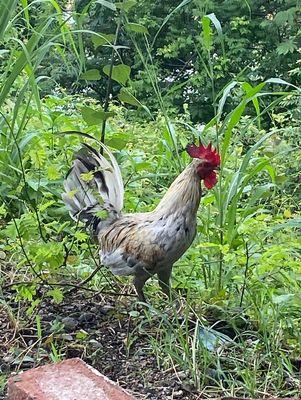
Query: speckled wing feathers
100 216 166 276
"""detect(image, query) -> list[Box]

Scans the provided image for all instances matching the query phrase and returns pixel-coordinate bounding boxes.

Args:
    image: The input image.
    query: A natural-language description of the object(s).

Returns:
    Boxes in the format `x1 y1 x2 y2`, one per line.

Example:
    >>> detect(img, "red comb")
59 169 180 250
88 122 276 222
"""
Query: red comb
186 142 220 167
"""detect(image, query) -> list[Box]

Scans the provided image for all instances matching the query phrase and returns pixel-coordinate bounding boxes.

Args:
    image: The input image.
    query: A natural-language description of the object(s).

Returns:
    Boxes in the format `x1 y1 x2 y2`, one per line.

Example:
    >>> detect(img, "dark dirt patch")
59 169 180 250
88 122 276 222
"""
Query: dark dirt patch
1 286 300 400
0 288 201 399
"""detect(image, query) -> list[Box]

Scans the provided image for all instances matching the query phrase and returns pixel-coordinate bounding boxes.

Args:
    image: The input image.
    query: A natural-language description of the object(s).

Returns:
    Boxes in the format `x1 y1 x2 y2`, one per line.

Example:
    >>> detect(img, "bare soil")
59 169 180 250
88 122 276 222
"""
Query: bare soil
0 287 202 400
1 285 300 400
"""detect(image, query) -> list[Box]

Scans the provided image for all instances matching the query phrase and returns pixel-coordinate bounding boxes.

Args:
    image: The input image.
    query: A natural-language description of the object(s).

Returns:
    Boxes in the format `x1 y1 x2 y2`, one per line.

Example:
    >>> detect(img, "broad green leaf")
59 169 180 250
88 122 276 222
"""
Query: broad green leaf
79 69 101 80
0 204 6 217
118 88 142 106
129 310 140 317
81 106 114 125
134 161 152 171
266 77 300 91
198 327 233 351
274 9 296 26
95 209 109 219
12 131 39 163
276 40 297 55
205 13 225 56
241 82 265 128
47 288 64 304
38 200 56 212
106 137 127 150
125 23 148 34
74 231 89 241
103 64 131 85
76 330 88 340
205 13 222 37
47 165 60 180
217 81 238 118
27 178 49 191
202 16 213 51
95 0 116 11
91 33 116 48
221 101 245 162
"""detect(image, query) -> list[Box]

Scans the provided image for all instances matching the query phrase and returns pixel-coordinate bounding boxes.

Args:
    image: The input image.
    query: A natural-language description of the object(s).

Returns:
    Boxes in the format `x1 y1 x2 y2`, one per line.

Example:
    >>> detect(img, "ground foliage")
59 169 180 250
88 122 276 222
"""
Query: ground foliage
0 0 301 398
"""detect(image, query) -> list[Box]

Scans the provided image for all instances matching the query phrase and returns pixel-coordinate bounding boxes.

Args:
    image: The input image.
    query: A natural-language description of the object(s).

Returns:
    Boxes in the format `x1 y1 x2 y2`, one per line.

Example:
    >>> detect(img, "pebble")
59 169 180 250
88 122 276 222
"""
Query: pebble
61 317 78 331
79 312 95 323
172 390 183 398
41 312 54 322
0 362 10 373
61 333 73 341
89 339 103 349
99 305 114 314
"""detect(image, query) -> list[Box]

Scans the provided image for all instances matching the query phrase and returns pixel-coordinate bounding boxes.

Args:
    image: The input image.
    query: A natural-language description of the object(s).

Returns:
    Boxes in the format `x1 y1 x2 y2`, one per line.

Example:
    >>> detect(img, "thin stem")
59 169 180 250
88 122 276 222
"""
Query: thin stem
208 51 217 116
240 241 250 307
100 22 121 153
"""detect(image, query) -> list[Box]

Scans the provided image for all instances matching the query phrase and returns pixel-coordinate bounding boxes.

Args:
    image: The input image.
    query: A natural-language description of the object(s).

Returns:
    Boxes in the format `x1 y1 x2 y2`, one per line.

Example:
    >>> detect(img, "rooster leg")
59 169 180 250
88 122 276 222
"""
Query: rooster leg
157 266 172 299
133 271 152 302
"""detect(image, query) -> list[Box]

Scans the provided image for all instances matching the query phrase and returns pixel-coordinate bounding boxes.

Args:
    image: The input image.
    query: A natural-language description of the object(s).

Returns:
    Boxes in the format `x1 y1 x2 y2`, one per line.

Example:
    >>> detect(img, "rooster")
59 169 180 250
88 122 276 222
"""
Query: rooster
62 141 220 301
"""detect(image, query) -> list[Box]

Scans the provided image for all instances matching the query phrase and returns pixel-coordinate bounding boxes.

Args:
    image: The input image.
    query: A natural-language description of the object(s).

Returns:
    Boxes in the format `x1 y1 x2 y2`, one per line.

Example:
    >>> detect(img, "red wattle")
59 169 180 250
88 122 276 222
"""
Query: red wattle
204 171 217 189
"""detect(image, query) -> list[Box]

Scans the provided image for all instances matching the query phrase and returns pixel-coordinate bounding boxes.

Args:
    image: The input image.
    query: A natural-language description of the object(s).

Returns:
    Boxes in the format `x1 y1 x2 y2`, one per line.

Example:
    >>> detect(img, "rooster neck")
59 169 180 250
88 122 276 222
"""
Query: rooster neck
153 161 201 218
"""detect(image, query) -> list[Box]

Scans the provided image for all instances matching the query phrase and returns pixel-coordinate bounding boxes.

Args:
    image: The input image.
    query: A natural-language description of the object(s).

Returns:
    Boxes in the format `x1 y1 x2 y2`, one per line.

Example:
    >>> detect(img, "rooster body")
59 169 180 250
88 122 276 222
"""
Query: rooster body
63 142 219 301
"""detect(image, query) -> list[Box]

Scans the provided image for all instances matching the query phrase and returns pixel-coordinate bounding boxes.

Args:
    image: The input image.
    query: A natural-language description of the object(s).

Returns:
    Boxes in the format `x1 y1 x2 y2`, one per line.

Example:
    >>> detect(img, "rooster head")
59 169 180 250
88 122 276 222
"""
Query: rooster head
186 142 221 189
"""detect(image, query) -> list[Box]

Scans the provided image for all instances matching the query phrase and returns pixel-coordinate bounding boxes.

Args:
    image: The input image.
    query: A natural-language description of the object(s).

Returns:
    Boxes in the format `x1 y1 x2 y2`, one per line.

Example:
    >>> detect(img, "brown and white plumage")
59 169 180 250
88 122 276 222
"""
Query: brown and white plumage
62 142 220 301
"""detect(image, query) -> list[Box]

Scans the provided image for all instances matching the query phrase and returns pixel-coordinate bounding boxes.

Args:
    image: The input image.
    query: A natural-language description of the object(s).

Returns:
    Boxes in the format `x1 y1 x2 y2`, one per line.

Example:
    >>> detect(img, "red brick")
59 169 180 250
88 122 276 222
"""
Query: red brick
7 358 136 400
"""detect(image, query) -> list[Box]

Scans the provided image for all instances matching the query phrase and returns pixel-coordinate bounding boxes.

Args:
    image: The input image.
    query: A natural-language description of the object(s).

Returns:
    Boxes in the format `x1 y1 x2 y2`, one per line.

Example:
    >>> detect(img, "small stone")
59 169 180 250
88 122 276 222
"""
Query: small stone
0 250 6 260
61 334 73 341
89 339 103 349
172 390 183 398
3 356 14 364
176 371 186 379
42 313 55 323
61 317 78 331
79 312 95 323
0 362 10 373
99 305 114 315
